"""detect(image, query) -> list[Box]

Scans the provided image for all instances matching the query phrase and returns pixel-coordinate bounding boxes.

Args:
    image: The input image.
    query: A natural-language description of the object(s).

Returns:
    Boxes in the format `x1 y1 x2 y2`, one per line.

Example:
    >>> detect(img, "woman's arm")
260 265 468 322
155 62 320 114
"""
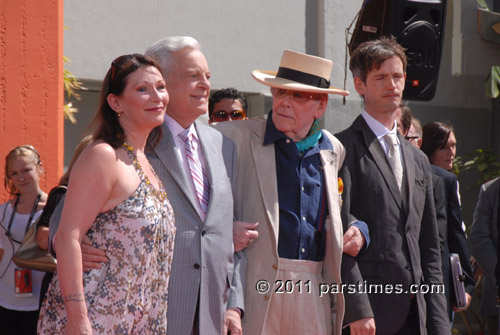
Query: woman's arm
54 143 118 335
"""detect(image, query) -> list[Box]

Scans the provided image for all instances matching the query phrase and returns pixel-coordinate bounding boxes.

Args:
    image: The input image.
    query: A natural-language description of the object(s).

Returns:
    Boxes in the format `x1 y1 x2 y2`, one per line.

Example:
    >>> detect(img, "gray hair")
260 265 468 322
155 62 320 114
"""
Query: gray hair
145 36 201 78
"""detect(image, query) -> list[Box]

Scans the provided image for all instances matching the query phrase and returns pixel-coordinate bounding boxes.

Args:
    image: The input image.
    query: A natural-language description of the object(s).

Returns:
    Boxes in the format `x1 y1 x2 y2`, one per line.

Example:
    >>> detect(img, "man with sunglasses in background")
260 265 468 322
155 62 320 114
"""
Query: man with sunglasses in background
214 50 374 335
208 87 249 123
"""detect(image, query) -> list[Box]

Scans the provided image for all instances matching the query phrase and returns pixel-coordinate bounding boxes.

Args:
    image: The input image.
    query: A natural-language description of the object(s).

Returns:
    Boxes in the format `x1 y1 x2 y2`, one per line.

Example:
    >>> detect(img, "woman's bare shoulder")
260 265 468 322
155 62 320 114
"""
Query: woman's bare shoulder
70 140 120 183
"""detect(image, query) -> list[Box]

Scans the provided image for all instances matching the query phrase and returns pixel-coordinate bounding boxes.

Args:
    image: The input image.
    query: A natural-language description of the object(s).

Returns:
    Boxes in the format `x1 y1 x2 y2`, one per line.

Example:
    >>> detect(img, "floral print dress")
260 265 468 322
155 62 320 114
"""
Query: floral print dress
38 144 175 334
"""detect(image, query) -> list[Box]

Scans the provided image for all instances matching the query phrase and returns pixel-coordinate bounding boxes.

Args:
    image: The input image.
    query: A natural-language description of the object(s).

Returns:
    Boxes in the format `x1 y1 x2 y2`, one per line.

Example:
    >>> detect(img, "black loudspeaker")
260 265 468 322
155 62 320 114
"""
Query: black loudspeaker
348 0 447 101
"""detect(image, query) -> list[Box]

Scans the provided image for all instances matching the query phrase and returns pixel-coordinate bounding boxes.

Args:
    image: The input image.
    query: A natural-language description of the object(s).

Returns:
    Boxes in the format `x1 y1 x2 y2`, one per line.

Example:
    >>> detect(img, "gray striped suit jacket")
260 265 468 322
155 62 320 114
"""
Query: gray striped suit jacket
147 119 245 334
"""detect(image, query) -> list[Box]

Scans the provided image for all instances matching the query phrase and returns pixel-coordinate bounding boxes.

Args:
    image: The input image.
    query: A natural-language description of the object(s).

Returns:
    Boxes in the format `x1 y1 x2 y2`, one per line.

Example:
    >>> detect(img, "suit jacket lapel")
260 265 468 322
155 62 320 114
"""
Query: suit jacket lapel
320 149 343 249
154 121 201 217
250 123 280 243
400 136 415 213
355 116 403 209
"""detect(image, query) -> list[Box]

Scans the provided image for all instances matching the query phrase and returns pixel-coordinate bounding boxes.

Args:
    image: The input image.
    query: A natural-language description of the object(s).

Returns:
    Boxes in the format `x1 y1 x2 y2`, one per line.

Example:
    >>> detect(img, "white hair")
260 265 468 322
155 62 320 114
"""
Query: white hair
145 36 201 77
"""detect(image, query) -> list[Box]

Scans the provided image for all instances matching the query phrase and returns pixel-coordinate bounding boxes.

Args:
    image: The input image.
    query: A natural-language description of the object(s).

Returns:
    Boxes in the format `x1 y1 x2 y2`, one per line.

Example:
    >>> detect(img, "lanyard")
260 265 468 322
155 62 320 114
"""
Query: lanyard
5 192 41 244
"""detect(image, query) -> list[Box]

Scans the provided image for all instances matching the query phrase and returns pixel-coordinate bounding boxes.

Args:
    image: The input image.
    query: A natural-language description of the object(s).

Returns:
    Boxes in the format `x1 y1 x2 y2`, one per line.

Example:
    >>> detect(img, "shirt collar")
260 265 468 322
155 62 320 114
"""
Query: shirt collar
165 113 199 141
263 111 331 152
361 110 399 143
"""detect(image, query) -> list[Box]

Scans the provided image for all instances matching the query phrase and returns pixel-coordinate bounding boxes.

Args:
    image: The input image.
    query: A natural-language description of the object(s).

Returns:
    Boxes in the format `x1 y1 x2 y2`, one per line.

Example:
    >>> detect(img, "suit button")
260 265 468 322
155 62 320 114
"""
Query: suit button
194 263 200 269
201 230 206 236
405 264 412 271
272 264 278 270
264 295 269 302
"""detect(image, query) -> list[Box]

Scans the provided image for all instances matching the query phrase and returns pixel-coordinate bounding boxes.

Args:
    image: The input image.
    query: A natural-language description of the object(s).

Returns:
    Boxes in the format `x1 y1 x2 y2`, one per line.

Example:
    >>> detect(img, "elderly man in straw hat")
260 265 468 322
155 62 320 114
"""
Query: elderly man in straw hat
214 50 375 335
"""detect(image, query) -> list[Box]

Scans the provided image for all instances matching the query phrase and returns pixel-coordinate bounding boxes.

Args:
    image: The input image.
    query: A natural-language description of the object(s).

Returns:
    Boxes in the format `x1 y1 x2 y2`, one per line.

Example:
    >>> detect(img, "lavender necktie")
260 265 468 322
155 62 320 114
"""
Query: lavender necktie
180 129 210 214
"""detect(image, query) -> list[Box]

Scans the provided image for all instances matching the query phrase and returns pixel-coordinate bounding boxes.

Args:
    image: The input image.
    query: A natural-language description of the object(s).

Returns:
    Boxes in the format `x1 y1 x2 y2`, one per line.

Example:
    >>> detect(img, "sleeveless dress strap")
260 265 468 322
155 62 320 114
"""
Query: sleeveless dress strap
122 142 168 202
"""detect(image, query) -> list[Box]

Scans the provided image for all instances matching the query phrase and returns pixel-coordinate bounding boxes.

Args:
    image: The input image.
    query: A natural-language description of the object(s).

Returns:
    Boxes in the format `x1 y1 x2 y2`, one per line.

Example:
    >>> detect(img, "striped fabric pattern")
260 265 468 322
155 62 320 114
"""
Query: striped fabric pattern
180 128 210 214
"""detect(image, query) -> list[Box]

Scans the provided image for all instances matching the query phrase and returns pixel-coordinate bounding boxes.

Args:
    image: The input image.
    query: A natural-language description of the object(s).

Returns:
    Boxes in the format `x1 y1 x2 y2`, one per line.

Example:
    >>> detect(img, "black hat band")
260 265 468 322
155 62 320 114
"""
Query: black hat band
276 67 330 89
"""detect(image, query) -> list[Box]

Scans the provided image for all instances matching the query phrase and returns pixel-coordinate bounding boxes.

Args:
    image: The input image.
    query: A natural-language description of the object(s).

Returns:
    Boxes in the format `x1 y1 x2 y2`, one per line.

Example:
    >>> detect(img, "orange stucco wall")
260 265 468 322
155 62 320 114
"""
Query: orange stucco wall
0 0 64 202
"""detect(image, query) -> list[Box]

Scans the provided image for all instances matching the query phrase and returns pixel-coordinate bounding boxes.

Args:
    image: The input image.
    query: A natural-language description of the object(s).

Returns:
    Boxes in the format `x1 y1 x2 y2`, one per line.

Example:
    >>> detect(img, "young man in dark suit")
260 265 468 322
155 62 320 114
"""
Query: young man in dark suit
336 37 449 335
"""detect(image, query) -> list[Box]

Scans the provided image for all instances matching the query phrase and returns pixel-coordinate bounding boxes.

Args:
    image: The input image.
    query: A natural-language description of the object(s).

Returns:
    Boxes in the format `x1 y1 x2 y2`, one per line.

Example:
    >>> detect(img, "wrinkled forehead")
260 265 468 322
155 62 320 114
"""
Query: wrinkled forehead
170 48 209 74
408 124 420 137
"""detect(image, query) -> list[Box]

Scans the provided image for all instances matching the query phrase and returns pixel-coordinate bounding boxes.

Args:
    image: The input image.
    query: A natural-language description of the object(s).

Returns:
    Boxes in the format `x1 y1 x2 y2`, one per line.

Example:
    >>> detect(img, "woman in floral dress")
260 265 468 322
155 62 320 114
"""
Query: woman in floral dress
38 54 175 335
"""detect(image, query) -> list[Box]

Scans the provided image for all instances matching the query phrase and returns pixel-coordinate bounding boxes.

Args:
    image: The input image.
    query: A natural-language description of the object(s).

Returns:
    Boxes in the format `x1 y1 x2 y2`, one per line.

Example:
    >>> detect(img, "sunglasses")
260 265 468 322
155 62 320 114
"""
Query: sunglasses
212 110 247 122
110 53 142 81
270 87 319 104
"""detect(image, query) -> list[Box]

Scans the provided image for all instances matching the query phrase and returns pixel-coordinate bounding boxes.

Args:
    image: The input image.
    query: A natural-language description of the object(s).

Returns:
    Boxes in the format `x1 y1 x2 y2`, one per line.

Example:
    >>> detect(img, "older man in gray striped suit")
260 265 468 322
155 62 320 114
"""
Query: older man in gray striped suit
144 36 245 335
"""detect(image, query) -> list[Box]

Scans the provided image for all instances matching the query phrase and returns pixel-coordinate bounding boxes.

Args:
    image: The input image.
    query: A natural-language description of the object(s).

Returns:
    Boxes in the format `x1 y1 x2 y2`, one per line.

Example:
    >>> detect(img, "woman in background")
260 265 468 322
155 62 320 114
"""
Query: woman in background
0 145 48 334
38 54 175 334
421 121 474 320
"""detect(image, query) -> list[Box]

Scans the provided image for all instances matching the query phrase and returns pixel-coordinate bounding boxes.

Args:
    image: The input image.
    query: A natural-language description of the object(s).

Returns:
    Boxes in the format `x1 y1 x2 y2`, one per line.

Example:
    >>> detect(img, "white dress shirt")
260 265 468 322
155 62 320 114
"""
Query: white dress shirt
361 110 404 165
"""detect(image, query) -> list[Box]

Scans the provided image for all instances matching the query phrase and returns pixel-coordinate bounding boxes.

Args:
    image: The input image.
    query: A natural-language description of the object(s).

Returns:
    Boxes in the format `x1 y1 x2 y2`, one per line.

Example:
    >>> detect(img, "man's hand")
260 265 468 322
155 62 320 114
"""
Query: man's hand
81 236 107 272
343 225 365 257
452 292 472 312
223 308 242 335
233 221 259 252
349 317 376 335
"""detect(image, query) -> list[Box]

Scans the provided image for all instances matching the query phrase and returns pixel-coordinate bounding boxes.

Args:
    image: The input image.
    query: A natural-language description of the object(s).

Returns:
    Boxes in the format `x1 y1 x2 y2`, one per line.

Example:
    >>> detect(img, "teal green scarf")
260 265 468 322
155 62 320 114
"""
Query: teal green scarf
295 119 322 154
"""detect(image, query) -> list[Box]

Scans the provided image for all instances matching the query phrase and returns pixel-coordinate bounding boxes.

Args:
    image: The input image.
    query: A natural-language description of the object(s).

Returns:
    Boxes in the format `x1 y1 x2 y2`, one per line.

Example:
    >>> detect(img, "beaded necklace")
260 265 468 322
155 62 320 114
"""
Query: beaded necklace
122 142 167 202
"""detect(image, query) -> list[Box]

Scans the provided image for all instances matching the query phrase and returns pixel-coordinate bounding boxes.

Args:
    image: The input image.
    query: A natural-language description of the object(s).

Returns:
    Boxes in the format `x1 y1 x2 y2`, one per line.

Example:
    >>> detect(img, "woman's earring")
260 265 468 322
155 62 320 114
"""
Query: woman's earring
117 112 122 118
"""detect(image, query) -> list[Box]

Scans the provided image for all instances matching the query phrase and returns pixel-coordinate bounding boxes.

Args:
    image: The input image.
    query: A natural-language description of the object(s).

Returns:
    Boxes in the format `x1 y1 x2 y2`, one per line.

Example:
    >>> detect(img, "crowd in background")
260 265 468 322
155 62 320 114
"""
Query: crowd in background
0 35 499 335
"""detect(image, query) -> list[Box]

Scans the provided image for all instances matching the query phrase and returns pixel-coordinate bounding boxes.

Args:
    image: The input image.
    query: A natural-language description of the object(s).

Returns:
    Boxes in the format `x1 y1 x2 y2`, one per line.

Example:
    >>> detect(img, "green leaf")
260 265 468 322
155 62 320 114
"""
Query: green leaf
485 66 500 99
478 163 488 172
62 52 84 123
478 0 490 10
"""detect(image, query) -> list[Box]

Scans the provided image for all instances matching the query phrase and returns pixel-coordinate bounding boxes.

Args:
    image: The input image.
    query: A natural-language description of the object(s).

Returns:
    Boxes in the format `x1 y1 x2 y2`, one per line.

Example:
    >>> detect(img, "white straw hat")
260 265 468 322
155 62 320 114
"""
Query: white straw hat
252 49 349 96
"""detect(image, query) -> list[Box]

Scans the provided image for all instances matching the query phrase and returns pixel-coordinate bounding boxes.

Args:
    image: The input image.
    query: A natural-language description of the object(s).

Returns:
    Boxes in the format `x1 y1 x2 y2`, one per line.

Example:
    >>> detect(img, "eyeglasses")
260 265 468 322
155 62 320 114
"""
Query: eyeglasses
405 135 421 142
270 87 319 104
212 110 247 122
110 53 142 81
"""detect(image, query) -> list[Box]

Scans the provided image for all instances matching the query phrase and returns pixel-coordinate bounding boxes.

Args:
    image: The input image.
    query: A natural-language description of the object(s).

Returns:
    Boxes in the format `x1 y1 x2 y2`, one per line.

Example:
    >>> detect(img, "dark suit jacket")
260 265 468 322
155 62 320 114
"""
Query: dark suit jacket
431 165 475 319
336 115 449 335
470 177 500 316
